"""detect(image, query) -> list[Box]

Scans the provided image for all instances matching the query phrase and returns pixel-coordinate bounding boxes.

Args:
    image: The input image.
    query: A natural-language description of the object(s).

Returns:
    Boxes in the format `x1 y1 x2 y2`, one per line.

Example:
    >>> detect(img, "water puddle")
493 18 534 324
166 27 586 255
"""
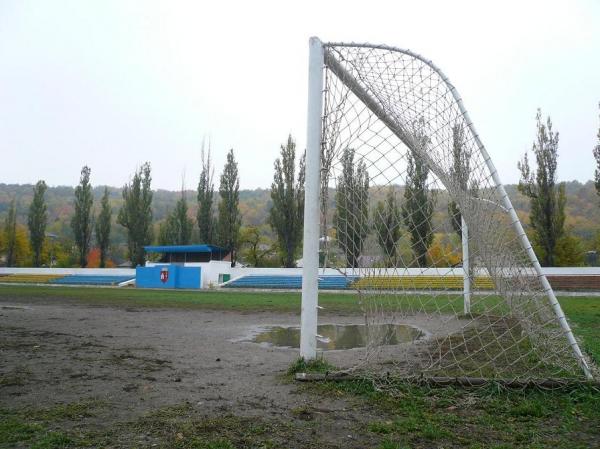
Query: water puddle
249 323 424 350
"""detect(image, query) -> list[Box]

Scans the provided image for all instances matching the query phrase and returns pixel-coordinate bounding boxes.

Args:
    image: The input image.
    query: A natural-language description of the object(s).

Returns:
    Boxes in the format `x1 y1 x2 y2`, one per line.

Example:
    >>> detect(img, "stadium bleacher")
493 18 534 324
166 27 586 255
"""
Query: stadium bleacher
223 274 495 291
224 274 357 290
352 275 494 290
49 275 134 286
0 274 65 284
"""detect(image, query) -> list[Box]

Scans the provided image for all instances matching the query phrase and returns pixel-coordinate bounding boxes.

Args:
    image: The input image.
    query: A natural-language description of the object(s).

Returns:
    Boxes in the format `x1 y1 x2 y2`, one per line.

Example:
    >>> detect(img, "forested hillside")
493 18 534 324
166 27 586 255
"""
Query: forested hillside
1 180 599 266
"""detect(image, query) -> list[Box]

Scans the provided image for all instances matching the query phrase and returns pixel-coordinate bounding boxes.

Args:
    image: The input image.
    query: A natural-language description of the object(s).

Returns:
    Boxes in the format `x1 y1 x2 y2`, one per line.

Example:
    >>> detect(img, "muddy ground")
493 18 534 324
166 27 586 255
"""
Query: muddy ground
2 295 599 449
1 298 447 448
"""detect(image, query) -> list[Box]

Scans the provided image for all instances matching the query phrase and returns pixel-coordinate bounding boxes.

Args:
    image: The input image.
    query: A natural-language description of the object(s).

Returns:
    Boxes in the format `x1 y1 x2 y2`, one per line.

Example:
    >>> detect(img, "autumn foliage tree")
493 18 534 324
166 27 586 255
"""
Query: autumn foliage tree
240 226 276 267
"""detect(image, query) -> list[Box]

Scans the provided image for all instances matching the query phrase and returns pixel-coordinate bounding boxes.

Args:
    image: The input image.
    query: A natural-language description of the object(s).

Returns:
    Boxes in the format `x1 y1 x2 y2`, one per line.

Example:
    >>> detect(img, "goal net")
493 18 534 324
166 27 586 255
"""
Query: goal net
301 39 594 384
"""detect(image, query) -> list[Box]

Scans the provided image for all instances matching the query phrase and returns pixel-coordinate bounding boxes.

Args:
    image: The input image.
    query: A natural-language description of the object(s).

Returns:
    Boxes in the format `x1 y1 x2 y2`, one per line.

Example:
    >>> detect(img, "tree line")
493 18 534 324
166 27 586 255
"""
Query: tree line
0 137 306 268
2 106 600 269
331 107 600 268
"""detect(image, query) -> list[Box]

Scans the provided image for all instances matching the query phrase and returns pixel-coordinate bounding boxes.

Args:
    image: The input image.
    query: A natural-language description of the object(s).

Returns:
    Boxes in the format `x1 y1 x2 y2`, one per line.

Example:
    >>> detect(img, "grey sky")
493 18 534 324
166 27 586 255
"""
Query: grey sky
0 0 599 190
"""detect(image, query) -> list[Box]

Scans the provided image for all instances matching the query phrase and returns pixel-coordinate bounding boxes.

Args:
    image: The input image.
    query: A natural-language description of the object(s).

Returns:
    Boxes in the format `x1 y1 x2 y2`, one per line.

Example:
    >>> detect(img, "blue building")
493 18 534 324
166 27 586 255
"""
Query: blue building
136 245 232 289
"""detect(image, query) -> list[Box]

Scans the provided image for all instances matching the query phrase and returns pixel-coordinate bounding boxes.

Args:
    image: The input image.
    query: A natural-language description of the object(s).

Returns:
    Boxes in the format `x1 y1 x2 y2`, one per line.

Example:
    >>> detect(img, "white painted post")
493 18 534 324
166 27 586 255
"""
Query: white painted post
300 37 323 360
462 216 471 315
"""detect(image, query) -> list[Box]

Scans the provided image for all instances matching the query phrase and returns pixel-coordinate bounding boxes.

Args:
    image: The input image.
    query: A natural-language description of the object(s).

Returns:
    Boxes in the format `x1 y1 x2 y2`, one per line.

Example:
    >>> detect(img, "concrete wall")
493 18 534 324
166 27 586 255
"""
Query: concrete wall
136 265 201 289
145 261 231 288
4 266 600 291
4 266 600 279
228 266 600 278
0 267 136 276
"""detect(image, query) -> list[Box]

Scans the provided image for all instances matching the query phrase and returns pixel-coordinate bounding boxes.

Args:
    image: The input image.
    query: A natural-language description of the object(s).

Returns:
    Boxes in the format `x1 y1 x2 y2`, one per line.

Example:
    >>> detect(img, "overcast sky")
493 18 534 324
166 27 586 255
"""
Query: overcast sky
0 0 599 190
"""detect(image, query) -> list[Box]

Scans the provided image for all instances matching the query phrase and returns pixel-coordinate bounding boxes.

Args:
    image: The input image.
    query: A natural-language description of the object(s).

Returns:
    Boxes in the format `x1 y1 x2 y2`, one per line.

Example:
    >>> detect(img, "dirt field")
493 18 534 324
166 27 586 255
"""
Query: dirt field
2 291 599 449
0 298 403 447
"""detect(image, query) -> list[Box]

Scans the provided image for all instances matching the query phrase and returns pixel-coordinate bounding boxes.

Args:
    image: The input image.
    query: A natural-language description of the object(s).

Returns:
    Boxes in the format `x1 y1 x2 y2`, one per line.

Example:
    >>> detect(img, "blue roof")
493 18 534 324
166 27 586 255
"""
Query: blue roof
144 245 227 254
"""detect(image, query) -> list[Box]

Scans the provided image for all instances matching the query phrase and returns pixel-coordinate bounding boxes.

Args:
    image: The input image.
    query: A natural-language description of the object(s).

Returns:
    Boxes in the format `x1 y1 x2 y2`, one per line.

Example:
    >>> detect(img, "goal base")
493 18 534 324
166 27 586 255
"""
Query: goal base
295 372 600 389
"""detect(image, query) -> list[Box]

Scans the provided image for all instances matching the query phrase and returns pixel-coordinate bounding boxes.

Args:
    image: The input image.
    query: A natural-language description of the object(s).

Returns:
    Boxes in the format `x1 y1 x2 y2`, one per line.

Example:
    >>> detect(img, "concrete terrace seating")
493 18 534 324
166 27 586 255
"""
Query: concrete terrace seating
0 274 65 283
224 275 357 290
50 275 134 286
351 275 494 291
224 274 495 291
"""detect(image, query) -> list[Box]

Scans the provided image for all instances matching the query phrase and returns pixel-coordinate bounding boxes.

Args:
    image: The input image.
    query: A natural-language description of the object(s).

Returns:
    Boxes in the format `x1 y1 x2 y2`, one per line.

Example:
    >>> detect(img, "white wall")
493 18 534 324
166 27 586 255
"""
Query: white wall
0 267 136 276
2 266 600 290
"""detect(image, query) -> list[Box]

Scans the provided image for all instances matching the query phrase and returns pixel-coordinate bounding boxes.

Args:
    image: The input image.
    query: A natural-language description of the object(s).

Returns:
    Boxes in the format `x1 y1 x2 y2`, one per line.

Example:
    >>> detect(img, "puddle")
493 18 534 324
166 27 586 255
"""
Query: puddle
249 323 424 350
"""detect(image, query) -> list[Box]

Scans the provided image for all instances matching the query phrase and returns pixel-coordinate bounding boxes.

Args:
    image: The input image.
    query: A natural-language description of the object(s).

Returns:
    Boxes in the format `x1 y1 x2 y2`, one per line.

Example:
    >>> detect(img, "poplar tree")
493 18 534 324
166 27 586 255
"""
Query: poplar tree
160 189 193 245
117 163 153 267
593 103 600 202
447 123 470 239
518 109 565 266
402 150 434 268
268 135 305 268
217 149 241 266
28 180 48 267
71 166 94 267
95 187 112 268
374 189 402 267
197 142 216 243
334 148 370 268
3 199 17 267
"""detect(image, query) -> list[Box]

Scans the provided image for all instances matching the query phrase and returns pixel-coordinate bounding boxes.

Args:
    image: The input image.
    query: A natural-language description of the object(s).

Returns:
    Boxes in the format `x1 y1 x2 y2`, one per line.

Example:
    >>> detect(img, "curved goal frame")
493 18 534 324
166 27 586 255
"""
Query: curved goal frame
299 37 593 381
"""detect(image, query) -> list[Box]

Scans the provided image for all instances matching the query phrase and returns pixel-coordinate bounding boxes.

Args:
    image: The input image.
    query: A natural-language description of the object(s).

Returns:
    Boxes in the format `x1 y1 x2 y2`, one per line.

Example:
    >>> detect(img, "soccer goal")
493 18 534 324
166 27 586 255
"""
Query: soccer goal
299 37 595 384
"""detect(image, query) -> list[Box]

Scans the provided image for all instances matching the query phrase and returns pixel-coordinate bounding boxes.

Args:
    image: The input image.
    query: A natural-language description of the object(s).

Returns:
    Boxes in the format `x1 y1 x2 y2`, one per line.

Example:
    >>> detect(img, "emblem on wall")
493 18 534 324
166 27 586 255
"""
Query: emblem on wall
160 267 169 283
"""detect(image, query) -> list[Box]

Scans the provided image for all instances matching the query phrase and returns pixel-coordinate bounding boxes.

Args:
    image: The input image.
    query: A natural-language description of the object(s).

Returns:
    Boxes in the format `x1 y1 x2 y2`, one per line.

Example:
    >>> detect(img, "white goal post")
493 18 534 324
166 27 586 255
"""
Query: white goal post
300 37 593 382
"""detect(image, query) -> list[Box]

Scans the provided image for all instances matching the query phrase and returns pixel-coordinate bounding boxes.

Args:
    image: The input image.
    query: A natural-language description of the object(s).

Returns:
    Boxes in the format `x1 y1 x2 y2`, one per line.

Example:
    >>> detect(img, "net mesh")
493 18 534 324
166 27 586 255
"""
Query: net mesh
318 43 595 384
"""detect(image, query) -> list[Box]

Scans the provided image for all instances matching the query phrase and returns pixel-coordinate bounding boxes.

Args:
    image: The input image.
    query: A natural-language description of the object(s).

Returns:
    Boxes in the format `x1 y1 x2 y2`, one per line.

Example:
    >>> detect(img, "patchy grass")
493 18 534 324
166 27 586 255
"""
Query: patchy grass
287 357 336 375
0 284 367 313
560 297 600 363
29 399 107 422
0 413 44 446
0 399 107 449
305 377 600 449
0 401 363 449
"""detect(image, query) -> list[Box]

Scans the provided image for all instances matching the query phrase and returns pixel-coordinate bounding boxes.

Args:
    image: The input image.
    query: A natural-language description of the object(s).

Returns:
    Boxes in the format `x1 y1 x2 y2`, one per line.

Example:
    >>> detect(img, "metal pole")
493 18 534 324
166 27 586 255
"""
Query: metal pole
300 37 323 360
462 216 471 315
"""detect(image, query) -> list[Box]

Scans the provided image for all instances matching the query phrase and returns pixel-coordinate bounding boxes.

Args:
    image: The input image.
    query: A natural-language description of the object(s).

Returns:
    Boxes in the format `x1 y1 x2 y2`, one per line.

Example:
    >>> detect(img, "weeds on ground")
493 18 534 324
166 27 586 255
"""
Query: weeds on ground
0 398 109 448
287 356 336 375
309 377 600 449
